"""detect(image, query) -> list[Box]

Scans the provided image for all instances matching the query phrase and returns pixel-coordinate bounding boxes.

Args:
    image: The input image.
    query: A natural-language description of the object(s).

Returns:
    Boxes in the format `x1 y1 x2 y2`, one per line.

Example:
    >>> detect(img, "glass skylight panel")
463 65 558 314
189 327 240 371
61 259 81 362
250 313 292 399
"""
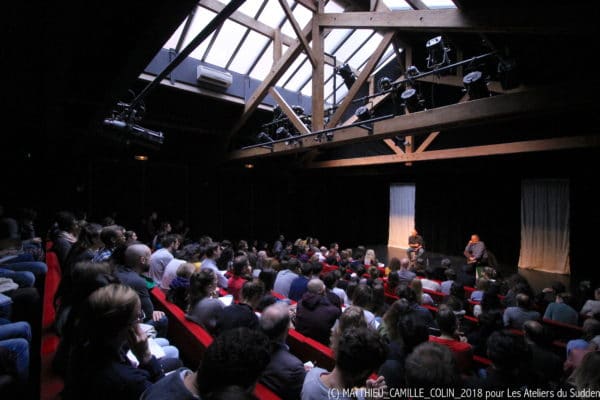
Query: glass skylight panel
280 4 312 36
204 20 248 66
421 0 457 8
285 60 313 91
382 0 412 10
324 29 353 54
162 23 186 50
257 0 286 28
346 33 381 70
333 30 373 63
324 1 343 13
323 65 336 99
238 0 265 17
335 83 348 102
249 44 274 80
277 55 307 86
372 45 398 75
228 31 270 74
300 84 311 96
189 32 216 60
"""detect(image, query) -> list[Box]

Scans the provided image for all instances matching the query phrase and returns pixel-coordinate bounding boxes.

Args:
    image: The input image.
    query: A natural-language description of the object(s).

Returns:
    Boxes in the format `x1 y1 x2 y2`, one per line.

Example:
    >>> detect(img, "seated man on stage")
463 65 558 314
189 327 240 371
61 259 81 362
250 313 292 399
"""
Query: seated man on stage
406 229 425 262
463 234 488 268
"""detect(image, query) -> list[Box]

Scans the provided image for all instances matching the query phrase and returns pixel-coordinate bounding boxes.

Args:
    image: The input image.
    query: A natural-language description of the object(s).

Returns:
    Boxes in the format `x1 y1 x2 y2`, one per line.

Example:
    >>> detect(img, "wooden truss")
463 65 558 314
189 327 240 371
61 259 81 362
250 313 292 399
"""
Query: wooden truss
220 0 600 167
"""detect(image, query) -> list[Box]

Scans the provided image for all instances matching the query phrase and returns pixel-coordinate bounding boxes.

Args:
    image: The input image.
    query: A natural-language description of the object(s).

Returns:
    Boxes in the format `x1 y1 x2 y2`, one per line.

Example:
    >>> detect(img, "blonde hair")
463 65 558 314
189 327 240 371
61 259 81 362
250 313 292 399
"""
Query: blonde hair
84 284 140 342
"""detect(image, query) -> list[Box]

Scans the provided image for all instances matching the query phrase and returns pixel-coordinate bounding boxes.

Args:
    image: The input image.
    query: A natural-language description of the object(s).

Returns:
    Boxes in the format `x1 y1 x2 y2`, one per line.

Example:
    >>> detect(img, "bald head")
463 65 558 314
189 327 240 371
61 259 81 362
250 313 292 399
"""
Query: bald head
523 320 545 344
125 244 151 271
260 302 290 341
400 258 410 269
307 278 325 294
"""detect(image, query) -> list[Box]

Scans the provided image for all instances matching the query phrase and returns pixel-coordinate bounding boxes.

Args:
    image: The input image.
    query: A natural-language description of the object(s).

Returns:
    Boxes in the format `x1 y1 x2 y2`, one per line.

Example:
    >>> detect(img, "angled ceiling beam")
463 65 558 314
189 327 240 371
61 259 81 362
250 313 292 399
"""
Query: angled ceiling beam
307 135 600 168
384 139 404 154
228 25 313 138
229 84 598 160
317 9 597 34
278 0 317 67
326 31 396 128
311 0 325 132
415 132 439 153
295 0 317 12
269 87 311 135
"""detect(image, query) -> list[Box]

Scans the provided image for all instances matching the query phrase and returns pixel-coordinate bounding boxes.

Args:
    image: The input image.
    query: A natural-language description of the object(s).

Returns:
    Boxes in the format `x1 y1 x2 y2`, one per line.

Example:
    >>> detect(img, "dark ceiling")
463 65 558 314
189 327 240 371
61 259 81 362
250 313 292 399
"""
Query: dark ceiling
4 1 600 167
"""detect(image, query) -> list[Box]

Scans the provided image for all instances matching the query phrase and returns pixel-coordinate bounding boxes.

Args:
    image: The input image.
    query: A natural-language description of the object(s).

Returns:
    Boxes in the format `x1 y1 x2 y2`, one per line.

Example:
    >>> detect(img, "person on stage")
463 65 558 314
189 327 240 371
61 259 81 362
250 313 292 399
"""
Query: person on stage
463 234 488 267
406 229 425 261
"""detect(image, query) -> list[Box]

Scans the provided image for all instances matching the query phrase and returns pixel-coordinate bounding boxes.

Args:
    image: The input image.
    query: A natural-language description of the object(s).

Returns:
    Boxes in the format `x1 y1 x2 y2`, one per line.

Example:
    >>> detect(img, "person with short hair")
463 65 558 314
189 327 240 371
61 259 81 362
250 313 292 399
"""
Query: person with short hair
580 287 600 318
543 292 578 325
301 327 387 400
142 327 272 400
200 242 228 289
259 302 306 400
406 229 425 262
273 258 300 298
186 269 223 335
429 305 473 373
148 234 180 285
215 280 264 335
464 234 488 267
503 293 541 329
405 342 459 391
295 279 341 346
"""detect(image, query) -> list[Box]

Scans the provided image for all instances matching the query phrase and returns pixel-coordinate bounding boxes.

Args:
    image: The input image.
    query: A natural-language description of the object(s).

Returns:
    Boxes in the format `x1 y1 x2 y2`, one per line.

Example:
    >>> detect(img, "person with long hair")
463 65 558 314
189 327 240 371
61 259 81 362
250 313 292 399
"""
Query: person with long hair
186 269 224 335
63 284 167 400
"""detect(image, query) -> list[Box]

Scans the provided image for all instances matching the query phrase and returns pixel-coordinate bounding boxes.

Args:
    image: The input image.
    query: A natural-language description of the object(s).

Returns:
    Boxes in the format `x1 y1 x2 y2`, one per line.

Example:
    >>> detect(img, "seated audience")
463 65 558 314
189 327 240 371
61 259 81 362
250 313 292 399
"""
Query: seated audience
470 277 490 302
295 279 341 346
142 327 272 400
200 242 228 289
543 292 578 325
410 278 434 306
92 225 127 263
522 320 563 388
503 293 541 329
580 287 600 318
186 269 224 335
259 302 306 400
429 305 473 373
419 267 441 292
439 259 455 295
330 306 367 353
396 258 416 285
166 263 196 311
215 280 264 335
301 327 387 400
395 284 436 329
148 234 180 285
273 258 300 298
63 284 180 400
288 263 312 302
161 243 201 291
405 342 460 391
566 350 600 393
228 256 250 302
378 299 429 391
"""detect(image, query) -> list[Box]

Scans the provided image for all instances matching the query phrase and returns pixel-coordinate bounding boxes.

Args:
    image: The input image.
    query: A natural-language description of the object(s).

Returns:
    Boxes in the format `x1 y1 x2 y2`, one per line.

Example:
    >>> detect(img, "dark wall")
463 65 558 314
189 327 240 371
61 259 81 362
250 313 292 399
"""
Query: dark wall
1 146 598 284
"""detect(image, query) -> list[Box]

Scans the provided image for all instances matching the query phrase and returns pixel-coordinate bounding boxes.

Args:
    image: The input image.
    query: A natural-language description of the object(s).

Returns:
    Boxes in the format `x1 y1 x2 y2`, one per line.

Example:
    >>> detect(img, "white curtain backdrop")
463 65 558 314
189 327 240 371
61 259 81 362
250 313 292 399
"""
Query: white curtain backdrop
388 184 416 249
518 179 570 274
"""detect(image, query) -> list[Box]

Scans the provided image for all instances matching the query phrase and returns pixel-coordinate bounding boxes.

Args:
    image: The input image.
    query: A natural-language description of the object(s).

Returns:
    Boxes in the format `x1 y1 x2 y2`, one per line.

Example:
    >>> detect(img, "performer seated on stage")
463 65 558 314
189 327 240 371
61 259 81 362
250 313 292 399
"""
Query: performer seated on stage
407 229 425 261
463 234 488 268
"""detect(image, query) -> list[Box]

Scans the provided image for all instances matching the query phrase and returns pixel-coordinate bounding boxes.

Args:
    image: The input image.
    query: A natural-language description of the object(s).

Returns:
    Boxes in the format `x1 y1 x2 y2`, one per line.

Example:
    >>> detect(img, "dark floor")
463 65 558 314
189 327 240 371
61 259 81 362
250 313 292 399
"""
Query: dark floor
370 244 571 294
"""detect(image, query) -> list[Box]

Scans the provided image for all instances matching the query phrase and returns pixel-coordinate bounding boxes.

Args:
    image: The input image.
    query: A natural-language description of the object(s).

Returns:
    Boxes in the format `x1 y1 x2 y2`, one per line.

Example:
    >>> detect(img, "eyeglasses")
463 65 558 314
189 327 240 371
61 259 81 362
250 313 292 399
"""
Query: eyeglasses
135 310 146 323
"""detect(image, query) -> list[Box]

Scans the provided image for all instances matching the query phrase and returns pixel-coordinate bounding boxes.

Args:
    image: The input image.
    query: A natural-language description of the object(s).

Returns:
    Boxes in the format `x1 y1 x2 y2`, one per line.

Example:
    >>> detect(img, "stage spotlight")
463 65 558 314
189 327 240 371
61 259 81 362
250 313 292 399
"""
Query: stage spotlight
378 77 392 92
257 131 273 143
406 65 421 79
275 126 290 140
426 36 450 70
355 105 372 121
335 63 357 89
401 88 424 113
497 58 519 90
463 71 490 100
292 105 305 116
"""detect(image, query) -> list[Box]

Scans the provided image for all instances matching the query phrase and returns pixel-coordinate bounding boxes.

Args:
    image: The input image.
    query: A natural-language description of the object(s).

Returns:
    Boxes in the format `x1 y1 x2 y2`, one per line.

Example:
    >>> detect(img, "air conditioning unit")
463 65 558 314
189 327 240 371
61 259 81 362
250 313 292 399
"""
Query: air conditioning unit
196 65 233 89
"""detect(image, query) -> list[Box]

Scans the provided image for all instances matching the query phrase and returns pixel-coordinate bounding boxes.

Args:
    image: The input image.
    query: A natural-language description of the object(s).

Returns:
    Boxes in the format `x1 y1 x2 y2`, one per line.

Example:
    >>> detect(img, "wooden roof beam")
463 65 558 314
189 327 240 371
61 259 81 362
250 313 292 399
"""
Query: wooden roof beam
278 0 317 67
307 135 600 168
317 9 597 34
228 84 598 160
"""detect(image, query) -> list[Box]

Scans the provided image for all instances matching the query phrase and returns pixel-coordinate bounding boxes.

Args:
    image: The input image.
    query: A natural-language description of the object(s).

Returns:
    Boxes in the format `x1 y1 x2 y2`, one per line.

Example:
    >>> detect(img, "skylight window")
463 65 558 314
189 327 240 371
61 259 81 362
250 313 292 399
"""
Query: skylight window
204 20 247 66
228 31 270 74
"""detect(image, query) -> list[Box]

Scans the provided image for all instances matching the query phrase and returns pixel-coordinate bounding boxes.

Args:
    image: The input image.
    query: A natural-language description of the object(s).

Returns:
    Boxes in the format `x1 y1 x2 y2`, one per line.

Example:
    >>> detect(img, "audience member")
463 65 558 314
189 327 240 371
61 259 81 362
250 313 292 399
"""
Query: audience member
148 234 180 285
429 305 473 373
186 269 224 335
503 293 541 329
295 279 341 346
580 287 600 318
259 302 306 400
301 327 387 400
543 292 579 325
405 342 460 391
228 256 250 301
273 258 300 298
215 280 264 335
166 263 196 311
200 242 228 289
288 263 312 302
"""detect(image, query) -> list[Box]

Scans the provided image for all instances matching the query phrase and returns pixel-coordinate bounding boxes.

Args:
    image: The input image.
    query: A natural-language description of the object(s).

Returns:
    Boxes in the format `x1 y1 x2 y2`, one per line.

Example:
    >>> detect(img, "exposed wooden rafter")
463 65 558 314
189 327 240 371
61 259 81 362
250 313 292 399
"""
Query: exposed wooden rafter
229 84 598 160
278 0 317 67
269 88 311 135
311 0 325 132
307 135 600 168
317 9 597 34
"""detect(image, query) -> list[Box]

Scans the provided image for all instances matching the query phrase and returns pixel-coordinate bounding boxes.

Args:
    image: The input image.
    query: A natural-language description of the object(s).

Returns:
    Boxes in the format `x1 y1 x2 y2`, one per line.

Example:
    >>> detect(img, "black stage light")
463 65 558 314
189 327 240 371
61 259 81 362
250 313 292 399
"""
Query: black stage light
463 71 490 100
426 36 450 70
400 88 424 113
335 63 357 89
355 105 371 121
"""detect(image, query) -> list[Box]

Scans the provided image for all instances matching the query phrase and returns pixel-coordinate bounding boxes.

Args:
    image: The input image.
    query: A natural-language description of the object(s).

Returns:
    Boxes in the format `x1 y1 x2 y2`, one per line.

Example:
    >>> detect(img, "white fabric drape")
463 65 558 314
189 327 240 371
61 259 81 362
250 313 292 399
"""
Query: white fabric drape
388 184 416 249
518 179 570 274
